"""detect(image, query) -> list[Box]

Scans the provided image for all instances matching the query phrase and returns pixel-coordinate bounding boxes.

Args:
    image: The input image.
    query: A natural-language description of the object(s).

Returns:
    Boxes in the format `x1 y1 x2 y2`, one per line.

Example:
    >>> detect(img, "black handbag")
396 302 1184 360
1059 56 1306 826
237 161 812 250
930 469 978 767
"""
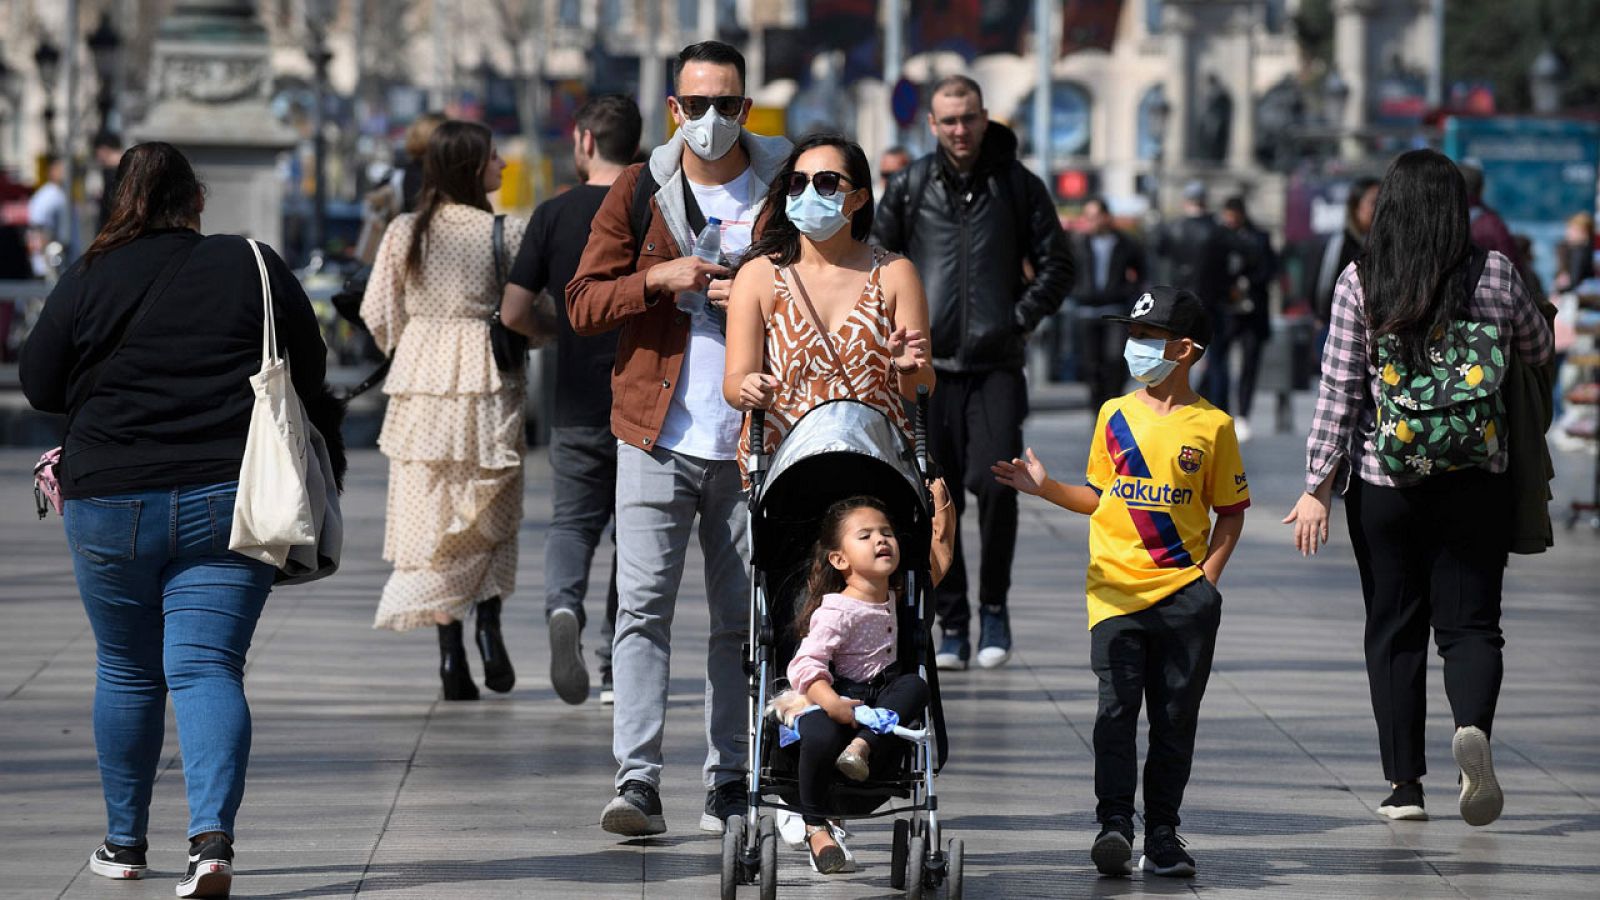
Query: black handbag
489 214 528 373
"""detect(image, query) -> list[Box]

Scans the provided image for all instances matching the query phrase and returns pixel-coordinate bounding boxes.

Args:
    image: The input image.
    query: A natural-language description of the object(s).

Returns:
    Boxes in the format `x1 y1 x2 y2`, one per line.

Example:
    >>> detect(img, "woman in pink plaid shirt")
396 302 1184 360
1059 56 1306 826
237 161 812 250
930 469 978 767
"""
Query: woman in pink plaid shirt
1283 150 1552 828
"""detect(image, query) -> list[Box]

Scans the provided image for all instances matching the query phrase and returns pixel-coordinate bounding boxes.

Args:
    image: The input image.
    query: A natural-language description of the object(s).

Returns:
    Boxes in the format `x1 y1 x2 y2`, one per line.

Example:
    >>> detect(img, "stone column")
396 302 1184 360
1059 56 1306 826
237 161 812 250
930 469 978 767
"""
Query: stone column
1334 0 1378 156
130 0 297 249
1164 1 1201 164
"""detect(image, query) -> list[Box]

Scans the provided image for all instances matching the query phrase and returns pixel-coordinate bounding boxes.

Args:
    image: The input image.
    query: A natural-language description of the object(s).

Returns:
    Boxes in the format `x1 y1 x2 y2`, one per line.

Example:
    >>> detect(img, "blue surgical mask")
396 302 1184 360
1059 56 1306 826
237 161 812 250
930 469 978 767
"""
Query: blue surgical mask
1124 336 1179 386
785 185 851 241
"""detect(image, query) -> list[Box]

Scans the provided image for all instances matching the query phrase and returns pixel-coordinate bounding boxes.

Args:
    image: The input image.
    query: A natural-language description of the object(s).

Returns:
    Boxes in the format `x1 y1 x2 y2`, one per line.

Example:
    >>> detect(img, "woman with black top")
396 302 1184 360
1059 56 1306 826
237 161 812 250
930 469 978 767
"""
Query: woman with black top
19 142 340 899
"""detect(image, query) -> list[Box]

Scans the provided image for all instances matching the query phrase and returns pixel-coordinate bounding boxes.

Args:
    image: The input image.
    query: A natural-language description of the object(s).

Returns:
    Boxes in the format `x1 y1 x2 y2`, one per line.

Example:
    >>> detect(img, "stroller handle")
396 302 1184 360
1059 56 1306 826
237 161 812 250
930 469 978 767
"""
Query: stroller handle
749 409 766 478
914 385 929 478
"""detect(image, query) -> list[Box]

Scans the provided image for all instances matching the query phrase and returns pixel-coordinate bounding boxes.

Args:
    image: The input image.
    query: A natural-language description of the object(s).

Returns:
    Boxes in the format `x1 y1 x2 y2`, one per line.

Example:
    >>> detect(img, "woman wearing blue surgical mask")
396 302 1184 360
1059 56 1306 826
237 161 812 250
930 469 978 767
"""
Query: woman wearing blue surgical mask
722 134 935 479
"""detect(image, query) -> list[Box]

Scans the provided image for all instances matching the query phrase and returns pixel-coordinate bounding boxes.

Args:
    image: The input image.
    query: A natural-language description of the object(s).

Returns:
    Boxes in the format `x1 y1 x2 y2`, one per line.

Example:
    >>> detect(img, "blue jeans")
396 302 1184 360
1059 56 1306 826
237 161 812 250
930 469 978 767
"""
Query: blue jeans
65 482 274 845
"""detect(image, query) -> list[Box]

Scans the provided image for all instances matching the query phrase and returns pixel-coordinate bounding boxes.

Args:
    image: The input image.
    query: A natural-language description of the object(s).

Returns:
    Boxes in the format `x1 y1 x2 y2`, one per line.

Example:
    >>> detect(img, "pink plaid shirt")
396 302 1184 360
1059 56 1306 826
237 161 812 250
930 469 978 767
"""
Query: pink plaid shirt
1305 252 1552 495
787 593 898 695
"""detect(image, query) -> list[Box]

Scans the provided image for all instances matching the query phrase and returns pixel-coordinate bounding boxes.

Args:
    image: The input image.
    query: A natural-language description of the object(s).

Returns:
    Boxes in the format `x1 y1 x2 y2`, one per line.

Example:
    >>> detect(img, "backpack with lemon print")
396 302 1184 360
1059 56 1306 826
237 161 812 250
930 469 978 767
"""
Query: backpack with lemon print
1371 250 1504 478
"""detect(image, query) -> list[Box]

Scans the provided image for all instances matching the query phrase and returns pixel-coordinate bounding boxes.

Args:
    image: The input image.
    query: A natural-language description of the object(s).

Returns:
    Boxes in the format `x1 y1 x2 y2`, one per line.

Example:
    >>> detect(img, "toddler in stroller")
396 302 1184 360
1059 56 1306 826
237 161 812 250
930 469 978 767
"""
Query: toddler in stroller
721 397 962 899
784 496 931 873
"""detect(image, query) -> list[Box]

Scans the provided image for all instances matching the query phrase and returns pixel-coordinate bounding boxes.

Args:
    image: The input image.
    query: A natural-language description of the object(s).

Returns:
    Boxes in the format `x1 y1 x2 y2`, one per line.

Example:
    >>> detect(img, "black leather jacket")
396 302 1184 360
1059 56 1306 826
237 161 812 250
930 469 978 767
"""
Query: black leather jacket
873 124 1073 373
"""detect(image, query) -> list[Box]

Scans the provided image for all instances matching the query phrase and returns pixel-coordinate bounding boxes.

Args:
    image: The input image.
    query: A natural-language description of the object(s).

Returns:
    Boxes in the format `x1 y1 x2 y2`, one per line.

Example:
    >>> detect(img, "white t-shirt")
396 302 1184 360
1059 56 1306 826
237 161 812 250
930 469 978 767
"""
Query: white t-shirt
656 167 760 461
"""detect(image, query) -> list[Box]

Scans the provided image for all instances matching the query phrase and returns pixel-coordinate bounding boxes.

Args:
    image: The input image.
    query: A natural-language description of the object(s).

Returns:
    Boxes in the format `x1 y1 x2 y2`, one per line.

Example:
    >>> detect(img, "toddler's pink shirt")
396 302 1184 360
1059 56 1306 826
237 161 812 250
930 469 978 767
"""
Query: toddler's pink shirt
787 593 898 695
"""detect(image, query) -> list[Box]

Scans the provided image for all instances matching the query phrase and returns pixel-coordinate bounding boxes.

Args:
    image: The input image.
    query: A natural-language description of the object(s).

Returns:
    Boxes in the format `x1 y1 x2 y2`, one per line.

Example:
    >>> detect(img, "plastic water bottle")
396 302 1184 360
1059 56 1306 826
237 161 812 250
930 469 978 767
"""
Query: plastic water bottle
677 217 722 316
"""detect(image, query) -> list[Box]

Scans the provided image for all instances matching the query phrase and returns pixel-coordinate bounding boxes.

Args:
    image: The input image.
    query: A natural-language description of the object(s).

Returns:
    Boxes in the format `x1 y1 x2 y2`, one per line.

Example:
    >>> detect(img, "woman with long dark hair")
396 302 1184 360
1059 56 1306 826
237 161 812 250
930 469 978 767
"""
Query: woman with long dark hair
362 120 527 700
722 133 934 471
1285 149 1552 826
20 142 340 897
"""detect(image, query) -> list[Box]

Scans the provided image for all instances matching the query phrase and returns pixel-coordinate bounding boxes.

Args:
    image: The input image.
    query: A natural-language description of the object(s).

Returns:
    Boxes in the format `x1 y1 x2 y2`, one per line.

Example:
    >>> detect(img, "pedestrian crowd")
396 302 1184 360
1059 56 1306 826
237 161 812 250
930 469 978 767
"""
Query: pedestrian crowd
17 38 1561 898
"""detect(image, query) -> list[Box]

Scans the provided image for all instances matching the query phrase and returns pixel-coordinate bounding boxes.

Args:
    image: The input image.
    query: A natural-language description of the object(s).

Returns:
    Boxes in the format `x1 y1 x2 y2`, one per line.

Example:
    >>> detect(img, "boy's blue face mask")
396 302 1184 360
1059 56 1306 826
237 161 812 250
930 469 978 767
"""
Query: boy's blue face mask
1124 336 1181 386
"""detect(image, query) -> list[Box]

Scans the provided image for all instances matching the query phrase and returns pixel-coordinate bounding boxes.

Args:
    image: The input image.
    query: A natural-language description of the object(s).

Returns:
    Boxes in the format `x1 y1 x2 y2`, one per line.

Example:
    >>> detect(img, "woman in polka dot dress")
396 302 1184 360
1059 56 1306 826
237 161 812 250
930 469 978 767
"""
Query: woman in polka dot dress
786 496 929 874
361 121 528 700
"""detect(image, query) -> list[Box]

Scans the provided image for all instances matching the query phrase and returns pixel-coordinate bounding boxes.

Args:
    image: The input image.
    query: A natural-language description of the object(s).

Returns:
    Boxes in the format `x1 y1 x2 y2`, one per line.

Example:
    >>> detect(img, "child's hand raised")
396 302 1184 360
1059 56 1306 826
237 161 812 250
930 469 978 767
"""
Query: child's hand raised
992 448 1049 496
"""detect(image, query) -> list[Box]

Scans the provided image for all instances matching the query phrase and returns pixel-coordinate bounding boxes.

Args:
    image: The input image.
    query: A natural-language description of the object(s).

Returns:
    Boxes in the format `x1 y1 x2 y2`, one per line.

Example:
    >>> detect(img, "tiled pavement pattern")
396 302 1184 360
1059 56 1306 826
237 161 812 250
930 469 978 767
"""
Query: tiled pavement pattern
2 393 1596 899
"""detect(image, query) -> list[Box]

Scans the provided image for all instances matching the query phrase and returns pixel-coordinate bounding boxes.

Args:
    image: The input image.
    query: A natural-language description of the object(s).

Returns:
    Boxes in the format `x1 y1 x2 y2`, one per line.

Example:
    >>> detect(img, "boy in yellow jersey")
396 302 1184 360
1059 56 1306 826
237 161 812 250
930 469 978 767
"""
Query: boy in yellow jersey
993 286 1248 879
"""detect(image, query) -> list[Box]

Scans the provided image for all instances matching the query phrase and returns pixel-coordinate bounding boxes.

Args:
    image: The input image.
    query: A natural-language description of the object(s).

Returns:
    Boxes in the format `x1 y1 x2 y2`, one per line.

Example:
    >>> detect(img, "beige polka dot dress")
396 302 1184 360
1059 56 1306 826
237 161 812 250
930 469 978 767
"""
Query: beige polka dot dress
361 205 529 632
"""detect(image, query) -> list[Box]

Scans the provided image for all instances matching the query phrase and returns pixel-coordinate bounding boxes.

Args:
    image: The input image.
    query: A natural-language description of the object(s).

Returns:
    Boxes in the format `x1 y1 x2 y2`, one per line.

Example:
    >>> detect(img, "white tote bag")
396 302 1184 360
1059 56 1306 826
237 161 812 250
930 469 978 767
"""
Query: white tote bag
229 239 317 568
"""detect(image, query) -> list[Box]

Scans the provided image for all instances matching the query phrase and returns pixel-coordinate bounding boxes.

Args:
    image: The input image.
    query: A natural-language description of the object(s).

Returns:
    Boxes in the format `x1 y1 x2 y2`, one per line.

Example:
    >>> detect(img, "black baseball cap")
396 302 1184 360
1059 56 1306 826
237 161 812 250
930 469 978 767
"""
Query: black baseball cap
1102 285 1213 347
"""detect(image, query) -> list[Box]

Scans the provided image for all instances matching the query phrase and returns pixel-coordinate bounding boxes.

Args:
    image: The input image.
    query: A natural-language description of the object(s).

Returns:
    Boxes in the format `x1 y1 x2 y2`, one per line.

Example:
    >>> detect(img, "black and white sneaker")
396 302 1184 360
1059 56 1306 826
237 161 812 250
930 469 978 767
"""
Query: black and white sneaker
176 833 233 898
88 840 147 880
1139 825 1196 878
599 670 614 706
699 780 745 833
1454 726 1503 826
601 780 666 837
1091 815 1133 877
1378 781 1428 821
548 608 590 705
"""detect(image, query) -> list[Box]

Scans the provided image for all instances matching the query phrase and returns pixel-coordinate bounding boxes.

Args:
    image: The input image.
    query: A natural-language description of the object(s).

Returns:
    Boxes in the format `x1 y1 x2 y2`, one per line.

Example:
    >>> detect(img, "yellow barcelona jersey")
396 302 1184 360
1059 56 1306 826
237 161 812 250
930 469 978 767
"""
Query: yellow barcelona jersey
1083 395 1250 629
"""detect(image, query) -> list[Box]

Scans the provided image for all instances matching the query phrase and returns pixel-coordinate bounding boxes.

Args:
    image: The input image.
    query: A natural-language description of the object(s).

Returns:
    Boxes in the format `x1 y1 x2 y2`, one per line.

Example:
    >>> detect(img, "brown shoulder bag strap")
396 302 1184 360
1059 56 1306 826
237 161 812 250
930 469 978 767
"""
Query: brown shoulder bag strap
783 266 860 401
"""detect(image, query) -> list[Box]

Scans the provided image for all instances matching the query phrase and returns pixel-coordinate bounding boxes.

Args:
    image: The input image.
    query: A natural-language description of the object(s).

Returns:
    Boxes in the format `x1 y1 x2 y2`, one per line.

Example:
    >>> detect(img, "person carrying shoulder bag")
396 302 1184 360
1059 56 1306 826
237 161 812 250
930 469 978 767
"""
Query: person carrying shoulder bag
19 142 343 899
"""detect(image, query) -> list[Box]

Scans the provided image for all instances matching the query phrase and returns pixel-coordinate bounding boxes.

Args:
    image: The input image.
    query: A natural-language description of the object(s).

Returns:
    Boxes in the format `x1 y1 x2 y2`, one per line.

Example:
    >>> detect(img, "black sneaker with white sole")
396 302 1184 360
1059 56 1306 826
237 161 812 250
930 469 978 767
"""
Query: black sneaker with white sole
1378 781 1428 821
88 840 147 880
700 780 745 833
1139 825 1196 878
176 834 233 898
599 670 614 706
1090 815 1133 877
601 780 666 837
548 608 590 705
1453 725 1503 826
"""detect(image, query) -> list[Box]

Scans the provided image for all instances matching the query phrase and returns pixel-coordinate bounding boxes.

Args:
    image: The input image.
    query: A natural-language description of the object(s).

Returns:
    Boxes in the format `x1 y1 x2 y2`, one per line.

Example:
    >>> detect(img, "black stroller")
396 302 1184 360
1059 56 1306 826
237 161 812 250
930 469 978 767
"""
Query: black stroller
721 390 963 899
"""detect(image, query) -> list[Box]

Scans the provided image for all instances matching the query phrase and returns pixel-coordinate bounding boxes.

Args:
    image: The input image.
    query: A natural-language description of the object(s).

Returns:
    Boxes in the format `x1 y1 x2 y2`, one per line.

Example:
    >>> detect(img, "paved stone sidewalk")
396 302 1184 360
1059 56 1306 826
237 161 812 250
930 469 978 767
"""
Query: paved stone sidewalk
1 400 1596 899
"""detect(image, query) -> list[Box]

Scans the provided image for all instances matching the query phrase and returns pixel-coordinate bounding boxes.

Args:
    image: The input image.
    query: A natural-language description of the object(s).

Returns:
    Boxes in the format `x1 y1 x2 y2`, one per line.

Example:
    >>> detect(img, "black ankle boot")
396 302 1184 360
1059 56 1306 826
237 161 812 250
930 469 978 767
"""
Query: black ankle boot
437 621 479 701
475 597 516 693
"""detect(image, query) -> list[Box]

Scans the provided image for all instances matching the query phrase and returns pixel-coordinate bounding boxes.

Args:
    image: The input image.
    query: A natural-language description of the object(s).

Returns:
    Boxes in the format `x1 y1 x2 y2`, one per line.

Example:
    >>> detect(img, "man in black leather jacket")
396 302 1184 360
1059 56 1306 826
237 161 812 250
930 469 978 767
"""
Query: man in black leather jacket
1153 182 1248 412
874 75 1073 672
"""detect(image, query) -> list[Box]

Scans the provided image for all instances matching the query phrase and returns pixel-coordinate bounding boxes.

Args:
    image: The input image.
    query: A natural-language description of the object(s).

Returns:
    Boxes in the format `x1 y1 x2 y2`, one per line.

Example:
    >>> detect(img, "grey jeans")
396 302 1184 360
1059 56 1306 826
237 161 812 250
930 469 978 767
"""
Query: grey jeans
545 425 618 671
612 442 750 790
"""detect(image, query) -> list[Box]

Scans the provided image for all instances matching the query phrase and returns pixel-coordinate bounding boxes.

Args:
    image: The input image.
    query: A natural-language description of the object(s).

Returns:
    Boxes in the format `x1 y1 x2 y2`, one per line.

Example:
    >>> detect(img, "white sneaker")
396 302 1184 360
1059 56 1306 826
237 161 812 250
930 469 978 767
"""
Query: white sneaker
976 645 1011 669
1235 417 1252 443
775 808 808 850
1453 726 1503 826
831 822 859 873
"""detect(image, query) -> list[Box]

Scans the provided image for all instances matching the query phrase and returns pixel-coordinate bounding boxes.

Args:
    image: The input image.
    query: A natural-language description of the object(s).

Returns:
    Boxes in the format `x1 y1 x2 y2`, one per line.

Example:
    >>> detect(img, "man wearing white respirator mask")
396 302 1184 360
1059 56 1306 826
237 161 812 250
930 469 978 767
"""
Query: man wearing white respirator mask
568 40 792 840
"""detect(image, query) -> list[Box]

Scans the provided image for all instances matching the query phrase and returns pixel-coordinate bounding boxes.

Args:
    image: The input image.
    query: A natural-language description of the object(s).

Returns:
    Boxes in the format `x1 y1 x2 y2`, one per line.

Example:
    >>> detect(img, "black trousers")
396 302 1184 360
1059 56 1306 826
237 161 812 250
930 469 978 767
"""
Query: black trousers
1345 469 1511 783
1229 318 1267 420
930 368 1026 635
1091 577 1221 828
1079 305 1130 415
796 670 928 826
1199 302 1233 413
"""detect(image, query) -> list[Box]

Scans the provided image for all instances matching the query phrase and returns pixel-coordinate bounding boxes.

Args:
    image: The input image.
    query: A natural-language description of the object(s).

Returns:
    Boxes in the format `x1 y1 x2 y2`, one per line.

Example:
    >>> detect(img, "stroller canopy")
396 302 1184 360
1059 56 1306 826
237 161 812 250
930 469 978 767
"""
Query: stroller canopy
753 400 930 577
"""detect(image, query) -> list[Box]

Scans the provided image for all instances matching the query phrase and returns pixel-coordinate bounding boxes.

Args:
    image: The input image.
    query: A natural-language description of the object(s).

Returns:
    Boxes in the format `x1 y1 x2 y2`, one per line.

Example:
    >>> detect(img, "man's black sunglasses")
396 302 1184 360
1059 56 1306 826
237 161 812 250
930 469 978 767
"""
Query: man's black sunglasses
678 95 745 119
785 170 856 198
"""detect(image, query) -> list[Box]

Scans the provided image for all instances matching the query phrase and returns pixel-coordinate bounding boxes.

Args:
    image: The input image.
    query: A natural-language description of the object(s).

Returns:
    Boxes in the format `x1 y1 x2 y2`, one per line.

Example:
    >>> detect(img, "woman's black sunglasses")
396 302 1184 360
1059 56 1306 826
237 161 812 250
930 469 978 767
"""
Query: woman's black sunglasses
678 95 745 119
785 170 855 198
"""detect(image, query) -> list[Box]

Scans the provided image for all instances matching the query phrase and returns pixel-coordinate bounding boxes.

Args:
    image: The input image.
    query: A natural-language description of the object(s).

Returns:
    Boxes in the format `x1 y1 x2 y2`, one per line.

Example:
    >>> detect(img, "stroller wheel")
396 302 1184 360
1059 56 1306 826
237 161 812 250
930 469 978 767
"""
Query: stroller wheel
721 814 745 900
906 835 926 899
945 838 964 899
890 820 910 890
758 816 778 900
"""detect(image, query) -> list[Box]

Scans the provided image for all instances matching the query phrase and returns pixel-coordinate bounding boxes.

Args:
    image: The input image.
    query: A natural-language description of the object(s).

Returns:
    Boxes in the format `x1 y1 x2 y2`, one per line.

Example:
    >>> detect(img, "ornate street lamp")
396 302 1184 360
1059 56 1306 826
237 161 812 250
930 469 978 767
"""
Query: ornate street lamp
1146 83 1171 219
1530 45 1566 115
33 38 60 155
305 0 335 260
1322 68 1349 130
86 13 122 136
